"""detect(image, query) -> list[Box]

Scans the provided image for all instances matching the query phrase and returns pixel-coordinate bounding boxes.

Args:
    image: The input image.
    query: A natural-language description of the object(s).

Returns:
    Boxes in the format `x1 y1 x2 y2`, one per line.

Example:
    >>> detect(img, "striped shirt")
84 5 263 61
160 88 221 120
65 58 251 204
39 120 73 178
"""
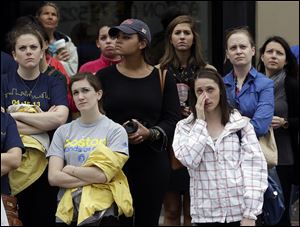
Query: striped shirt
172 110 268 223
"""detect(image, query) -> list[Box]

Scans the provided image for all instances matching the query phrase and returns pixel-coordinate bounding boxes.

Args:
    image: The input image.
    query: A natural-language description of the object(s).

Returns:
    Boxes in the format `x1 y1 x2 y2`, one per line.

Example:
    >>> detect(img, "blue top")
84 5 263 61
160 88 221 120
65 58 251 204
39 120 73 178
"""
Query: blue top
1 112 24 194
1 71 68 111
290 45 299 64
223 67 274 137
1 51 17 75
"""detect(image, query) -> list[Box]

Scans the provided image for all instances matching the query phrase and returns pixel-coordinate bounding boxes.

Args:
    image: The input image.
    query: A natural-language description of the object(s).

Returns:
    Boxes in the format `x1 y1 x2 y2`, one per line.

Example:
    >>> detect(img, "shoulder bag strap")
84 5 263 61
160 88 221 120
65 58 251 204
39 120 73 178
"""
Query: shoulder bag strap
155 64 167 94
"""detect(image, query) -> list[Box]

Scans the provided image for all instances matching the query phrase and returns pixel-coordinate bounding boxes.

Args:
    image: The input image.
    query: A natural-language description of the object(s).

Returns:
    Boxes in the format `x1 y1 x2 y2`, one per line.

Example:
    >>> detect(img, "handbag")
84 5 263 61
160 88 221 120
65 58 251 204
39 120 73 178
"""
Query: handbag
259 127 278 168
262 168 285 225
1 194 23 226
236 127 283 225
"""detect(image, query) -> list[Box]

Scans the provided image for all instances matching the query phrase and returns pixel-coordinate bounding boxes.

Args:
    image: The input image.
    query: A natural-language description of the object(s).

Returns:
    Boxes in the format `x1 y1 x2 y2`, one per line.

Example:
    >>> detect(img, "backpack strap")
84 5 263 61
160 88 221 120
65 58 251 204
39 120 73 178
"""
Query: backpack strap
236 129 242 143
155 64 167 93
47 67 56 76
236 116 251 143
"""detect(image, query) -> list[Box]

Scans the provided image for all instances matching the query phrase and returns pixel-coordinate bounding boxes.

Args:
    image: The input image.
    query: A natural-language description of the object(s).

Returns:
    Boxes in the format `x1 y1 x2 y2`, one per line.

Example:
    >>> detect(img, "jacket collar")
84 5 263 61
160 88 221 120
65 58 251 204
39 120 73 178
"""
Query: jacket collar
224 66 258 85
100 54 121 65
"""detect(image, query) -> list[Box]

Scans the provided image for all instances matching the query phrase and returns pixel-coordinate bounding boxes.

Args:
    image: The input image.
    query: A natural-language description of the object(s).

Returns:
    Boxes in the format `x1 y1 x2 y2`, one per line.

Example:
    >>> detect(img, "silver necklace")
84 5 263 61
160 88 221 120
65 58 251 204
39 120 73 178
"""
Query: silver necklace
18 74 40 94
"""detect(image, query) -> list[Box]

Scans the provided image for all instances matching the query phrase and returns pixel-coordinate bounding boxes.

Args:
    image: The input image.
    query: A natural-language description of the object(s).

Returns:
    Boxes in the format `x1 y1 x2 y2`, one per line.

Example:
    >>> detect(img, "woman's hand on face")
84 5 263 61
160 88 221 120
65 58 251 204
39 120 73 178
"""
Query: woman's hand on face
195 93 206 120
127 119 150 144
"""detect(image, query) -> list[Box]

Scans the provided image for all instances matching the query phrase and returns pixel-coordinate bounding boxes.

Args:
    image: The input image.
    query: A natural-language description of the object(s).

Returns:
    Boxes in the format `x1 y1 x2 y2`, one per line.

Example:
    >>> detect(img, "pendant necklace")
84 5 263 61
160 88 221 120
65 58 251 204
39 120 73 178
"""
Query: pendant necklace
18 73 40 96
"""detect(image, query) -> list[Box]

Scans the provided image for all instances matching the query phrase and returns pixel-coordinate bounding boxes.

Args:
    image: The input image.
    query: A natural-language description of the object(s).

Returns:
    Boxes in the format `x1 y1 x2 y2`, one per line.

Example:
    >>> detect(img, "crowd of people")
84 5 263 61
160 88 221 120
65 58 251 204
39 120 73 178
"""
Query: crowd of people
1 1 299 226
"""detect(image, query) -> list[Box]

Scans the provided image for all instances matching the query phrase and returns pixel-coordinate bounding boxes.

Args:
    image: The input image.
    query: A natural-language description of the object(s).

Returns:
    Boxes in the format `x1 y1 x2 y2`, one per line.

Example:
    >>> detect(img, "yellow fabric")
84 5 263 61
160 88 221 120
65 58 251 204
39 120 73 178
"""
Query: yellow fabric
56 142 133 225
8 135 48 195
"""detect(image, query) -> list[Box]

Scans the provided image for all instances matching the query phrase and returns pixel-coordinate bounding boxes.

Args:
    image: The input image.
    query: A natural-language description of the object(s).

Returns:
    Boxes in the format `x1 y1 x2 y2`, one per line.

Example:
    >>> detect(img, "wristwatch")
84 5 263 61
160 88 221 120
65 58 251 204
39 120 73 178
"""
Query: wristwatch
282 118 289 129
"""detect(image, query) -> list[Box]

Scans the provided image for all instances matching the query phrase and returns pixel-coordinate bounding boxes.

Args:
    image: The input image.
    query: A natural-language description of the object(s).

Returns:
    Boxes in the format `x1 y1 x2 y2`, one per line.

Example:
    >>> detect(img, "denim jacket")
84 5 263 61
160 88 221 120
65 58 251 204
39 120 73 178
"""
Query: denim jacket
223 67 274 137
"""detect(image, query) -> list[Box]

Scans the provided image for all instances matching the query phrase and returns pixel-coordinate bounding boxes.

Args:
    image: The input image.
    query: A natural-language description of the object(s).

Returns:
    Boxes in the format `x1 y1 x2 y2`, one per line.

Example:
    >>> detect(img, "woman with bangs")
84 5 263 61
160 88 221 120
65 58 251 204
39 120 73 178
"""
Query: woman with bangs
47 73 131 226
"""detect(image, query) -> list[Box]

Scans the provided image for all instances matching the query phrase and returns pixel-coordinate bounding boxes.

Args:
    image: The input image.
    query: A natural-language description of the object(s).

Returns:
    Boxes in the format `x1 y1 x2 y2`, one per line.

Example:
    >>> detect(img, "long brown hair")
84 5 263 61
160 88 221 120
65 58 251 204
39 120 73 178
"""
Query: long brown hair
159 15 207 70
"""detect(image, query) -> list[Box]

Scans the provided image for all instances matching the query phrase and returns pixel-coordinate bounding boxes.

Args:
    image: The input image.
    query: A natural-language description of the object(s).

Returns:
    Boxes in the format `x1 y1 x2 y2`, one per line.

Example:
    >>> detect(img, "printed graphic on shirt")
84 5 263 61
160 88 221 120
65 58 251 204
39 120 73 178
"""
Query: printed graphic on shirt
1 72 68 111
4 89 50 101
3 89 50 109
64 137 107 164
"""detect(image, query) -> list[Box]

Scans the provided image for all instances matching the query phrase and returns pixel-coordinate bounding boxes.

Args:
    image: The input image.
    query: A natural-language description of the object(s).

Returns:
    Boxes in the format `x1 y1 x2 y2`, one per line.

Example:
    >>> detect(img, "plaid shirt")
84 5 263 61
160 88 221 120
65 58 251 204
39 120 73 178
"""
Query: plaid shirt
172 110 268 223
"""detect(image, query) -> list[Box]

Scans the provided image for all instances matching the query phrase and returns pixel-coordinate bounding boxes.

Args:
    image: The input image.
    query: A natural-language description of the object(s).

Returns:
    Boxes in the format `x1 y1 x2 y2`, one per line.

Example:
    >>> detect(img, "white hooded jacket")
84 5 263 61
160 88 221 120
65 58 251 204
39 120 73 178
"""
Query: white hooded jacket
172 109 268 223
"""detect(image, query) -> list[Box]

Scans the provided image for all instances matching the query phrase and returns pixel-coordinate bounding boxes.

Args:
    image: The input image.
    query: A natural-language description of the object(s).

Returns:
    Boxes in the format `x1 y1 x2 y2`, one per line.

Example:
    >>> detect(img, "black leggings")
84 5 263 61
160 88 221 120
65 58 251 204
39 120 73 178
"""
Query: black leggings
120 152 171 226
275 165 294 226
16 169 58 226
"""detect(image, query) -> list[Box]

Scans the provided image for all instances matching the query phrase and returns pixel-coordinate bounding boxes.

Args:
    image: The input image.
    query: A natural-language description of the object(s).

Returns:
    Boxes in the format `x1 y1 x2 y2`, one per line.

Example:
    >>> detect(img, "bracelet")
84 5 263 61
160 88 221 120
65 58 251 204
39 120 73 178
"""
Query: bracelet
149 128 161 141
148 129 154 141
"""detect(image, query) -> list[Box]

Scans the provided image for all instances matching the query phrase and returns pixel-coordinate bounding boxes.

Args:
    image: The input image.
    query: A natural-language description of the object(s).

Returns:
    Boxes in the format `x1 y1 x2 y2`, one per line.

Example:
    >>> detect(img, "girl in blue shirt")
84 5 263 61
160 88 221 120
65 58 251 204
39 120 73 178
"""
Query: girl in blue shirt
223 26 274 137
1 24 69 226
